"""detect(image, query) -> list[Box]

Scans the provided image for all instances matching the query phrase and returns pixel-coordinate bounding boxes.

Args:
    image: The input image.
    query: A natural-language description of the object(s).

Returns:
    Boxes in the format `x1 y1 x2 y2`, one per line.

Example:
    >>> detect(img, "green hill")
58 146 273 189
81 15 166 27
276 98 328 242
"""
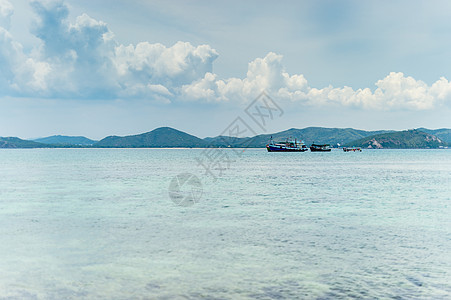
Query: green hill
345 130 447 149
33 135 97 146
95 127 208 148
0 137 50 148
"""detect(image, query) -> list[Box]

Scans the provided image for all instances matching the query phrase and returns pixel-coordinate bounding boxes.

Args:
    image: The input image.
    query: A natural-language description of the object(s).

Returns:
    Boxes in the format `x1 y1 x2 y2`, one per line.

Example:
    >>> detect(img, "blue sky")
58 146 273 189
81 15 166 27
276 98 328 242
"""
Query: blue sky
1 0 450 139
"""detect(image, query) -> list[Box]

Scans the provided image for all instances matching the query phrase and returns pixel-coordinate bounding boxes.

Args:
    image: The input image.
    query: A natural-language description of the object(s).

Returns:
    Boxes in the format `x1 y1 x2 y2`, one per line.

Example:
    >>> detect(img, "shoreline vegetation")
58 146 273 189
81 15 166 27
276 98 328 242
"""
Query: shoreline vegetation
1 127 449 149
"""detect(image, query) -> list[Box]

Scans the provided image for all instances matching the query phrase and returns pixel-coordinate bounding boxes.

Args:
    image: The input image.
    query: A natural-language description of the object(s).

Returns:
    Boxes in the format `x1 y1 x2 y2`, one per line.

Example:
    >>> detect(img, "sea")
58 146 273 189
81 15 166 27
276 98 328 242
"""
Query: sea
0 148 450 299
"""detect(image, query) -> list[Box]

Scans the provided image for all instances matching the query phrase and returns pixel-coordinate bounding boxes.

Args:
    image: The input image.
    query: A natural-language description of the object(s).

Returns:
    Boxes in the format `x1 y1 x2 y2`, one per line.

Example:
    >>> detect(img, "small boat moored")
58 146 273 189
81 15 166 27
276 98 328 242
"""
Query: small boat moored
343 147 362 152
309 143 331 152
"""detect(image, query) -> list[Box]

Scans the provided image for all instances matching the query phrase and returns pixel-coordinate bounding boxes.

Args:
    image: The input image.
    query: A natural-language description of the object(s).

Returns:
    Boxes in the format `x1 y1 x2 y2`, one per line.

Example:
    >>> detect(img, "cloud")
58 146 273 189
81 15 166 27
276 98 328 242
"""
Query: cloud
0 0 218 99
29 0 119 98
0 13 47 95
0 0 450 111
182 52 451 110
114 41 218 99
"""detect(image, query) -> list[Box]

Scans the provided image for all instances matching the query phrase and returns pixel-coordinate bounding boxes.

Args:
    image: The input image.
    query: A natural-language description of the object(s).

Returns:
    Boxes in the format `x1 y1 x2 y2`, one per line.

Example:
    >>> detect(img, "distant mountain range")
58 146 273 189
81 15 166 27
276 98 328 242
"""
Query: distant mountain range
0 127 449 149
33 135 97 146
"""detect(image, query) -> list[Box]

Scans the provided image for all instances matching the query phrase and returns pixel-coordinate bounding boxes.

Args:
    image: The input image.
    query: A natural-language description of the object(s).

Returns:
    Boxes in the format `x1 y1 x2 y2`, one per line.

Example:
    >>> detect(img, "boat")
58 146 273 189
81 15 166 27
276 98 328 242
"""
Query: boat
309 143 331 152
343 147 362 152
266 137 308 152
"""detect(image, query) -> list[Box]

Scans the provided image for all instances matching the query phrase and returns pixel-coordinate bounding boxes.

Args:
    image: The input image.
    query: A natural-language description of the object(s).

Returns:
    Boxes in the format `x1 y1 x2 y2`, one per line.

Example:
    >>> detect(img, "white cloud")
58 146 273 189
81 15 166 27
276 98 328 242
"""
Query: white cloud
114 41 218 94
0 25 48 95
182 53 451 110
181 72 218 102
0 0 219 99
0 0 450 111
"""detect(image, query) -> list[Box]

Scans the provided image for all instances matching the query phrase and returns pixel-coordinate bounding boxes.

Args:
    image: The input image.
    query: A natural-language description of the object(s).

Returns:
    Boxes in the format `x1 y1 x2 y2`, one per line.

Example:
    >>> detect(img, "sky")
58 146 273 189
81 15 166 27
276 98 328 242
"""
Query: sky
0 0 450 140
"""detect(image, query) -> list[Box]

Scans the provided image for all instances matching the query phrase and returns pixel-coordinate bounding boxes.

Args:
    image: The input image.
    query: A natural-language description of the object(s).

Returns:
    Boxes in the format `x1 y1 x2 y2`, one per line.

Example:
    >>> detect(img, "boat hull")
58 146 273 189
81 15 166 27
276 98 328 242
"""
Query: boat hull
266 145 308 152
309 148 331 152
309 144 331 152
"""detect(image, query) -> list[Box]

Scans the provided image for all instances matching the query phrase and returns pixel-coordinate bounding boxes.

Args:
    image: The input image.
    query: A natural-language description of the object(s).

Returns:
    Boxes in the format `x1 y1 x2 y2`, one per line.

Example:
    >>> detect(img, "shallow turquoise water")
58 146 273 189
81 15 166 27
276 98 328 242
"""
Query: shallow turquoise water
0 148 450 299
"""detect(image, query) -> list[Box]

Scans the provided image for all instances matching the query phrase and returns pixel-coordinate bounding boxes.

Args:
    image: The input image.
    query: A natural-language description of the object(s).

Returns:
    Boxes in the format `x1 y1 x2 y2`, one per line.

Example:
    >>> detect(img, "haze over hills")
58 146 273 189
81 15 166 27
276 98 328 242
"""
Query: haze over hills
33 135 97 146
345 130 447 149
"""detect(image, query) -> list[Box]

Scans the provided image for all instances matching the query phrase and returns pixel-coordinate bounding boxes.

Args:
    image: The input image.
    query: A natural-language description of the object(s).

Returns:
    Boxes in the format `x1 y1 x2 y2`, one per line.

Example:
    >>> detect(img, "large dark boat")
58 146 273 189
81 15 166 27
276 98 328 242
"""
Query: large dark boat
266 138 308 152
309 143 331 152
